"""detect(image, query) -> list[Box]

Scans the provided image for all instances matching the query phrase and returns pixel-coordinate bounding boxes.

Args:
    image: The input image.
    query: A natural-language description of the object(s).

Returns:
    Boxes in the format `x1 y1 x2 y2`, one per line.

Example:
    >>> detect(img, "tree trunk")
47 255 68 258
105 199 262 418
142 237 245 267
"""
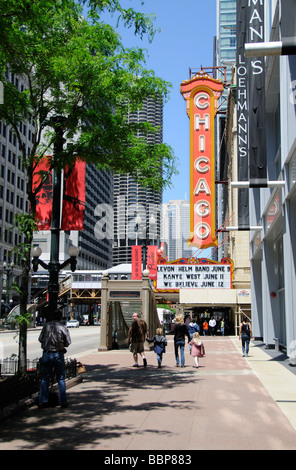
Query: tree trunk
18 321 27 375
17 235 32 375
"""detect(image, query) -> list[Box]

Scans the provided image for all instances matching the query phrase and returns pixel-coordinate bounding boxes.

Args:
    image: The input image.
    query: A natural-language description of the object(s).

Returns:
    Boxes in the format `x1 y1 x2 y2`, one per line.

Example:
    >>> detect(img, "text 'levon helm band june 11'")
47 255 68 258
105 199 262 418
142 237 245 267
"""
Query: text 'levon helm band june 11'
181 72 223 249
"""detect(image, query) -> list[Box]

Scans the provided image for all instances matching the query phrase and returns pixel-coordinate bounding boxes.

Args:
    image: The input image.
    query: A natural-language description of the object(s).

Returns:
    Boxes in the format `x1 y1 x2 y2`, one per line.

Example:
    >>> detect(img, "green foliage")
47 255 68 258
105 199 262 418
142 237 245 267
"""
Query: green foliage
157 304 176 314
0 0 177 193
15 311 32 327
14 213 37 239
0 0 177 371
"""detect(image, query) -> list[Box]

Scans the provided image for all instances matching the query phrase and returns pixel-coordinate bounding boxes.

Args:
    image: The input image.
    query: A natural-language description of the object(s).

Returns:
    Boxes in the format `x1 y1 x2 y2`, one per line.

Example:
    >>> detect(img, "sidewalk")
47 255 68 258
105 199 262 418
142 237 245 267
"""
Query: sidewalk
0 335 296 450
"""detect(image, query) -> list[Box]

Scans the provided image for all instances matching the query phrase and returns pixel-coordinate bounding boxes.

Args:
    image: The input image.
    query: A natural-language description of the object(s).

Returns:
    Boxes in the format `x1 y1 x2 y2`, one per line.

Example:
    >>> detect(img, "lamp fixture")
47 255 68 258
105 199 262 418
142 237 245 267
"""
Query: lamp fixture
31 244 79 273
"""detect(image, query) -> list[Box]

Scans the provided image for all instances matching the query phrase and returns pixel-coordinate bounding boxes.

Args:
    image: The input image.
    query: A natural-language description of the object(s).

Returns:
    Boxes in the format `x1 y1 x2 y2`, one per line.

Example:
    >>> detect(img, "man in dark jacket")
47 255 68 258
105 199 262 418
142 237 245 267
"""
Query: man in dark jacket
38 309 71 408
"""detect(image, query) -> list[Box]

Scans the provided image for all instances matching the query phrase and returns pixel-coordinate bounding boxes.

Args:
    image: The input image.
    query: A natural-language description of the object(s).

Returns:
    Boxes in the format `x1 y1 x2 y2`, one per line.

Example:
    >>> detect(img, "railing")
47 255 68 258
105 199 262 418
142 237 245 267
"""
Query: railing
235 307 252 336
111 302 130 349
6 275 72 325
0 357 77 410
0 357 40 376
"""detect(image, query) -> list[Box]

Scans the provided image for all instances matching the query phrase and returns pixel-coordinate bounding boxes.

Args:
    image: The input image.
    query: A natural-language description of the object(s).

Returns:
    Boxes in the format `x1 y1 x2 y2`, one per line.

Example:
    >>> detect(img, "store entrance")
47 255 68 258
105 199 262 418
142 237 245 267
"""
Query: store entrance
183 306 235 336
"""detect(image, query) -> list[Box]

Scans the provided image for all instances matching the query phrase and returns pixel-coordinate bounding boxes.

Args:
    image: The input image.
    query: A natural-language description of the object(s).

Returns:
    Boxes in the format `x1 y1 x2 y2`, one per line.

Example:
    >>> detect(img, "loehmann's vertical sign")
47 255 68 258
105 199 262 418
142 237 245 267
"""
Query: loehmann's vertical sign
181 71 223 248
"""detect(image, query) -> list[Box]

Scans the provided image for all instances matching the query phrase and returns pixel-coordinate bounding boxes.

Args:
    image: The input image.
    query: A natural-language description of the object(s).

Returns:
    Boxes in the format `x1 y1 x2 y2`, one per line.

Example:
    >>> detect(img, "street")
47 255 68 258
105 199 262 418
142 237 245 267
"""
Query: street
0 325 101 362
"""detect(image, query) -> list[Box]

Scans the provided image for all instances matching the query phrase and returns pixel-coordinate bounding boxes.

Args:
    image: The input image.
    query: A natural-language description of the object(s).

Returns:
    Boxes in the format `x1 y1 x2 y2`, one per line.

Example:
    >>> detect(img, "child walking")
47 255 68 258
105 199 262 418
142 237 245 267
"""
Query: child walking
189 332 205 368
147 328 167 368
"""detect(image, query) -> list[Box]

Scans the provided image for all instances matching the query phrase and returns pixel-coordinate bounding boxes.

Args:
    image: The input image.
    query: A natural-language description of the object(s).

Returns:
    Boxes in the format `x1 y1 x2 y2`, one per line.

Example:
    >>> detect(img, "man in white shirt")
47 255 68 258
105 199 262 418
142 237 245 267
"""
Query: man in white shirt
209 317 216 336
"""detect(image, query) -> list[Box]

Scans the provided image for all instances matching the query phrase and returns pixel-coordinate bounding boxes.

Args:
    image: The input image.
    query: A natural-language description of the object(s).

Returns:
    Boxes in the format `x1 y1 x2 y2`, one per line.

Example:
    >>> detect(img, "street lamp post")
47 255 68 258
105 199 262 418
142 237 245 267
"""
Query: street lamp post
135 214 156 270
31 116 79 320
48 117 65 315
31 244 79 317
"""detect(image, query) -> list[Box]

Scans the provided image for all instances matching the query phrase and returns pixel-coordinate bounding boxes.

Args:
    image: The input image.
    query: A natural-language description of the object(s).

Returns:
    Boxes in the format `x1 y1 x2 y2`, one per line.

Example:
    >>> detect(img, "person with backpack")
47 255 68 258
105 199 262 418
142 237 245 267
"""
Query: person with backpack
188 318 200 353
239 316 253 357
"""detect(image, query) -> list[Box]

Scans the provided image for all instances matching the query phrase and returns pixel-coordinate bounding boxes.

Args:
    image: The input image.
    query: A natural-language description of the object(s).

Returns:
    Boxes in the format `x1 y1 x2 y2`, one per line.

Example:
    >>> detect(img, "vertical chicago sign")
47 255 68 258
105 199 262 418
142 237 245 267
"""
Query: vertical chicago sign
181 71 223 248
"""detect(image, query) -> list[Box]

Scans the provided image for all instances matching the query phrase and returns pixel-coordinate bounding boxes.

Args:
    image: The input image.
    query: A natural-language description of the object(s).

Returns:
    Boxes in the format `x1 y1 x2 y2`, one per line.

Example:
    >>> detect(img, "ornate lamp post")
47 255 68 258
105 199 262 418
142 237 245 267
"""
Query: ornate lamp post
31 116 79 319
135 214 156 270
31 244 79 315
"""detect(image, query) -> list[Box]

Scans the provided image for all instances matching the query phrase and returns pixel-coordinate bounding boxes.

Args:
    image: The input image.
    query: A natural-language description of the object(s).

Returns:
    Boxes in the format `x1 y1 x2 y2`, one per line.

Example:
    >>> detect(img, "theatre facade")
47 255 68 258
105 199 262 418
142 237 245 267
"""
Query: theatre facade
154 256 251 336
223 1 296 358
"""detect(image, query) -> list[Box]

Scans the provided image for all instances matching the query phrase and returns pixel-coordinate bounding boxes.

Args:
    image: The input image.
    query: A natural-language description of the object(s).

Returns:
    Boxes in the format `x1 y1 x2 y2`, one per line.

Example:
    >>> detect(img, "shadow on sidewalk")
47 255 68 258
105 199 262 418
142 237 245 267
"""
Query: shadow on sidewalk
0 362 202 450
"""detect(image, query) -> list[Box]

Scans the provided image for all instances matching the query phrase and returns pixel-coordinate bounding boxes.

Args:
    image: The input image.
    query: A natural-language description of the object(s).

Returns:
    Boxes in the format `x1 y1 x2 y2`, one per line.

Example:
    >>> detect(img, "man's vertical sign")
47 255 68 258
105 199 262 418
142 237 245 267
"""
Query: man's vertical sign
236 0 267 227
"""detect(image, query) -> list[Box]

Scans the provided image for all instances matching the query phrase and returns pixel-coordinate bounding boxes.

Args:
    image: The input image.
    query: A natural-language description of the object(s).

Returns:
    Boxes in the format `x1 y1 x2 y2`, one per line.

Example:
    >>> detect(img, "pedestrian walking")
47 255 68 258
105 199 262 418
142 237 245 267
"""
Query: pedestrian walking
147 328 167 368
239 316 253 357
220 318 225 336
188 318 200 353
202 319 209 336
189 332 205 368
127 312 149 367
209 317 216 336
173 315 190 367
38 309 71 409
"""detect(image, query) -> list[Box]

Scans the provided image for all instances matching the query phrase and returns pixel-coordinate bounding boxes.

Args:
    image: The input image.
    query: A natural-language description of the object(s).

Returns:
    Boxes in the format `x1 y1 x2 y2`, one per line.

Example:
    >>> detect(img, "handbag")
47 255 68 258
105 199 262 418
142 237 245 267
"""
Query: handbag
77 362 87 374
196 343 205 357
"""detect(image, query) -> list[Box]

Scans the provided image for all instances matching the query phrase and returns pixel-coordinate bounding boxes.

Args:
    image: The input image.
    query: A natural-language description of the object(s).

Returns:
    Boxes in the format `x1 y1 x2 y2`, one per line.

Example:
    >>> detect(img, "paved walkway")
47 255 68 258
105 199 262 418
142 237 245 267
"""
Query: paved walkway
0 336 296 451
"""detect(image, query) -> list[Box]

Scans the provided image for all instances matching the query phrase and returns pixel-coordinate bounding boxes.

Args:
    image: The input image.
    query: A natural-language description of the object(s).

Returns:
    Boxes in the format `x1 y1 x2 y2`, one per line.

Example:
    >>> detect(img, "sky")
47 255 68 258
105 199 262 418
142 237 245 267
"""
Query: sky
105 0 217 203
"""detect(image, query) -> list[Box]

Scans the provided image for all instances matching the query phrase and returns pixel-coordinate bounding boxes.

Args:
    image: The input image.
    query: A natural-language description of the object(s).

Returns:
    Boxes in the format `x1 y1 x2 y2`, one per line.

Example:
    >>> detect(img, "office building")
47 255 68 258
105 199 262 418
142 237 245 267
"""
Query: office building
112 96 163 266
214 0 237 261
225 1 296 356
0 70 33 305
162 200 194 261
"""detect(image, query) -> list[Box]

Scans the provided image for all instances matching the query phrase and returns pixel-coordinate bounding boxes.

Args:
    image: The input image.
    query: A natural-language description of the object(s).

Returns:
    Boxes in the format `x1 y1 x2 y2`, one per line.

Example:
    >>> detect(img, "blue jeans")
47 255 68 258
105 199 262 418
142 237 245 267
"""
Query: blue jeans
39 351 67 405
174 340 185 367
241 335 250 356
156 353 163 367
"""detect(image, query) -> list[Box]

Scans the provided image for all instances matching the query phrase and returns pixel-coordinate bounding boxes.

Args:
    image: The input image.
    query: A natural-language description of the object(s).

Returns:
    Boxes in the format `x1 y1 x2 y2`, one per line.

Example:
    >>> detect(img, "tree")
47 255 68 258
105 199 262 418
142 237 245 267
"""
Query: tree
0 0 177 373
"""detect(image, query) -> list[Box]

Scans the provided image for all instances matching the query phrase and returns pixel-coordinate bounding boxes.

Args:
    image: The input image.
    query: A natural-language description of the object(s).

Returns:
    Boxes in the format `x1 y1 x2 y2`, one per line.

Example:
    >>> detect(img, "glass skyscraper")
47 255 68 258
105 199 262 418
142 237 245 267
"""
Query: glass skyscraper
112 97 163 266
216 0 236 82
214 0 237 260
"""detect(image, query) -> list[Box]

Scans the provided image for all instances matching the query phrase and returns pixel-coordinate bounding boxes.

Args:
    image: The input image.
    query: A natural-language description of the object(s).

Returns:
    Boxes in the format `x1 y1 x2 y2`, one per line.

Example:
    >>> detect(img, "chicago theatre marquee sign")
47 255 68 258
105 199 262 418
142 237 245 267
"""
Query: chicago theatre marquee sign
180 71 223 248
156 257 234 292
153 72 236 295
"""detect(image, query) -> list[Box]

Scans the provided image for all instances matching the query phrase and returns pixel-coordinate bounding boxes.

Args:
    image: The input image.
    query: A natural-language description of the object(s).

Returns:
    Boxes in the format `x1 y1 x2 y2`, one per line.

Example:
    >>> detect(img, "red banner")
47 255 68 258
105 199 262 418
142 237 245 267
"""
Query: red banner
132 245 142 280
181 72 223 248
33 157 85 231
33 156 53 230
147 245 158 280
61 160 86 230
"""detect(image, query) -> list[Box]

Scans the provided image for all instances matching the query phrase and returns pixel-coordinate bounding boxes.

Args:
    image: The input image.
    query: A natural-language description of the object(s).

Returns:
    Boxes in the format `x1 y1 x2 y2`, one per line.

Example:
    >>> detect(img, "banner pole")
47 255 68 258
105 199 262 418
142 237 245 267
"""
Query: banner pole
47 117 66 319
